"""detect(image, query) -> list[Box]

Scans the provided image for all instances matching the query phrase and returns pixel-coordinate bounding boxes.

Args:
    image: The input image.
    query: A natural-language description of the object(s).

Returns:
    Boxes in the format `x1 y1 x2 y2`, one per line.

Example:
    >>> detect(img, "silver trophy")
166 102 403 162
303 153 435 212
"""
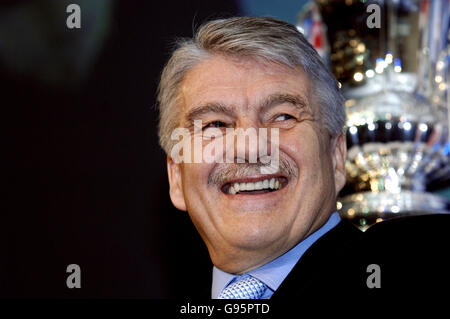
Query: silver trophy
300 0 450 229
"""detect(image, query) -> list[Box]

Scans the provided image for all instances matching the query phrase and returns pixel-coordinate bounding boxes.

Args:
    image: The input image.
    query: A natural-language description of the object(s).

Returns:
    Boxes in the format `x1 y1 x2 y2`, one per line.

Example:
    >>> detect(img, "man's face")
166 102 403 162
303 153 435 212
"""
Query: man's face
167 55 346 273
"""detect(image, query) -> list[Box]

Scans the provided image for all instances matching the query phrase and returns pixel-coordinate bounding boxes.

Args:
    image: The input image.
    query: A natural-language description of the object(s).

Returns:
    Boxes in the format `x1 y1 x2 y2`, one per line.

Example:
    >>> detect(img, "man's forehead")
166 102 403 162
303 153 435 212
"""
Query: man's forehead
179 55 311 114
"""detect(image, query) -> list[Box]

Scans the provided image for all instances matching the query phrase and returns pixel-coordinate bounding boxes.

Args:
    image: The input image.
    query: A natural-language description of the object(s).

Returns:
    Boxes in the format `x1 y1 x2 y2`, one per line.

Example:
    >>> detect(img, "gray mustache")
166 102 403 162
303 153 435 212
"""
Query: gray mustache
208 156 298 186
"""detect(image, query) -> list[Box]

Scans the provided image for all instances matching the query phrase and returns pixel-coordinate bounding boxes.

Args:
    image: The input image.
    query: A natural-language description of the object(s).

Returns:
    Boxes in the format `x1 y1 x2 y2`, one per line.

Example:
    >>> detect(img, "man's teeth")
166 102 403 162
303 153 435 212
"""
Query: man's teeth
227 178 281 194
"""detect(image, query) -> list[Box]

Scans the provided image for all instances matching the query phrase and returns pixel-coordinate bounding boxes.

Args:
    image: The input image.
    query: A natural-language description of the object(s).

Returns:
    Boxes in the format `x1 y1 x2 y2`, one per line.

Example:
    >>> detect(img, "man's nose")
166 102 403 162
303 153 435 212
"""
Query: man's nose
225 118 275 164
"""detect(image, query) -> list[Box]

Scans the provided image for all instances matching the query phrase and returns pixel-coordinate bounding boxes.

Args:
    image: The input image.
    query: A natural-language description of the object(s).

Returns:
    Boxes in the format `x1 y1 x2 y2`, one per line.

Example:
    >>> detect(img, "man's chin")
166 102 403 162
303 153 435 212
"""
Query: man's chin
211 237 287 274
218 224 287 254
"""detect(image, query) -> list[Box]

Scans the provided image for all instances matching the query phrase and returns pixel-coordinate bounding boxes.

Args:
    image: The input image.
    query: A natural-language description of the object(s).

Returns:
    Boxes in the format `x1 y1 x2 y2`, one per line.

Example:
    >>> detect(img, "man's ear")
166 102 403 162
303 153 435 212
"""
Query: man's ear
167 157 187 211
331 132 347 194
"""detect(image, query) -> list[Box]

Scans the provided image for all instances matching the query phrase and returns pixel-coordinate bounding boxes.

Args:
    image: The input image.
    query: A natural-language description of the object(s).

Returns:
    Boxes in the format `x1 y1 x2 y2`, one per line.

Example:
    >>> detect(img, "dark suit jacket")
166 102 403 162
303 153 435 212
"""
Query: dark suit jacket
270 214 450 313
183 214 449 313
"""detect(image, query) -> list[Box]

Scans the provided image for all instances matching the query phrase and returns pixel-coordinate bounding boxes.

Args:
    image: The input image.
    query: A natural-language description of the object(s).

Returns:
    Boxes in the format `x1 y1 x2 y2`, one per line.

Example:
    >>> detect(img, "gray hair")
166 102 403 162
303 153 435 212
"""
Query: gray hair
157 16 345 153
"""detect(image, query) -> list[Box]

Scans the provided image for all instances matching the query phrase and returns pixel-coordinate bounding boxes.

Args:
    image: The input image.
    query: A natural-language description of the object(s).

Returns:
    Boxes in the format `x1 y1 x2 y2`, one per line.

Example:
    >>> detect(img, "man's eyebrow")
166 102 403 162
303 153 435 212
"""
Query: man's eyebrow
183 94 309 127
185 102 235 124
259 93 309 113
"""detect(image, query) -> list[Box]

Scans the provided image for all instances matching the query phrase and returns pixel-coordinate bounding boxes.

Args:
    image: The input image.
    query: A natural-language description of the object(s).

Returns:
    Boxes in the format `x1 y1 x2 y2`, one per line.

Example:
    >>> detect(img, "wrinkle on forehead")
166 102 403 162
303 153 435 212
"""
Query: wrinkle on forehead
179 54 312 122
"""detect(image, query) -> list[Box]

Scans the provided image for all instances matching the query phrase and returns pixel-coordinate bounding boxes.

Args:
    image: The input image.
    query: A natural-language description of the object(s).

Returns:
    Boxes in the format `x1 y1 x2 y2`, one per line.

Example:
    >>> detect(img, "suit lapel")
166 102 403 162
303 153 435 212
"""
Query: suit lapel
271 219 366 300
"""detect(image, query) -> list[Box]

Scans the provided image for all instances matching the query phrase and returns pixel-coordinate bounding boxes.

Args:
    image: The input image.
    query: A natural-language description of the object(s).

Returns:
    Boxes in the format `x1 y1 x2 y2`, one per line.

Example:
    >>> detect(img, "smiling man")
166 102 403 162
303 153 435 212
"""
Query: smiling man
156 17 450 303
157 17 357 300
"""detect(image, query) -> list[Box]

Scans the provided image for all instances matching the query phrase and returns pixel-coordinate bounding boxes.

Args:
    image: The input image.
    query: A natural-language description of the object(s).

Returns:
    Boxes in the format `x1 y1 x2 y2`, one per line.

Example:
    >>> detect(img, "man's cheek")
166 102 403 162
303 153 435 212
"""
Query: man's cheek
183 163 205 182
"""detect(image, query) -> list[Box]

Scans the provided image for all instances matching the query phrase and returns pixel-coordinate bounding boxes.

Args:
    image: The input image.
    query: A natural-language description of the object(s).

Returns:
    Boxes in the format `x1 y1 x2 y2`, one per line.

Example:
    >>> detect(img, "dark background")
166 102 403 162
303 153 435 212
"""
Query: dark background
3 0 238 298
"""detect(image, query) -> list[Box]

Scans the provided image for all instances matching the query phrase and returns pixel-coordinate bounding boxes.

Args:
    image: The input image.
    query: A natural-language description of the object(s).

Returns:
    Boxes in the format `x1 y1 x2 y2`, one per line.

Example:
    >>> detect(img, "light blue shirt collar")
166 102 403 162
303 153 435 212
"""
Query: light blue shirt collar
212 212 341 299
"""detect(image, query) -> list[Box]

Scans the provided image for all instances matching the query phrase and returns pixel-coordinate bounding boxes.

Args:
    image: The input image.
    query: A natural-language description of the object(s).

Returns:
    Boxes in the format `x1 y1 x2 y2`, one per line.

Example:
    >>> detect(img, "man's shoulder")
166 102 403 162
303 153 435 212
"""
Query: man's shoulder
273 214 450 304
310 213 450 262
364 213 450 239
363 214 450 268
272 218 367 300
363 214 450 287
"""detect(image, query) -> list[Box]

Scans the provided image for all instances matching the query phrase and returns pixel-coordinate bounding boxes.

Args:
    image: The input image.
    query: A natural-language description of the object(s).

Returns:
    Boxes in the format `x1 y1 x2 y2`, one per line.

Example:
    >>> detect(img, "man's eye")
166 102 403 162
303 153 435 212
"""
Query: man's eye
204 121 226 129
274 114 295 121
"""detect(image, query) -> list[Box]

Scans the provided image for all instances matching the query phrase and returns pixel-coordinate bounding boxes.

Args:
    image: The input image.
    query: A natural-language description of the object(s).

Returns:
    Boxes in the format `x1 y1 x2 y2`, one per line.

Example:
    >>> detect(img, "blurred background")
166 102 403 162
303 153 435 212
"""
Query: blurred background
3 0 449 298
